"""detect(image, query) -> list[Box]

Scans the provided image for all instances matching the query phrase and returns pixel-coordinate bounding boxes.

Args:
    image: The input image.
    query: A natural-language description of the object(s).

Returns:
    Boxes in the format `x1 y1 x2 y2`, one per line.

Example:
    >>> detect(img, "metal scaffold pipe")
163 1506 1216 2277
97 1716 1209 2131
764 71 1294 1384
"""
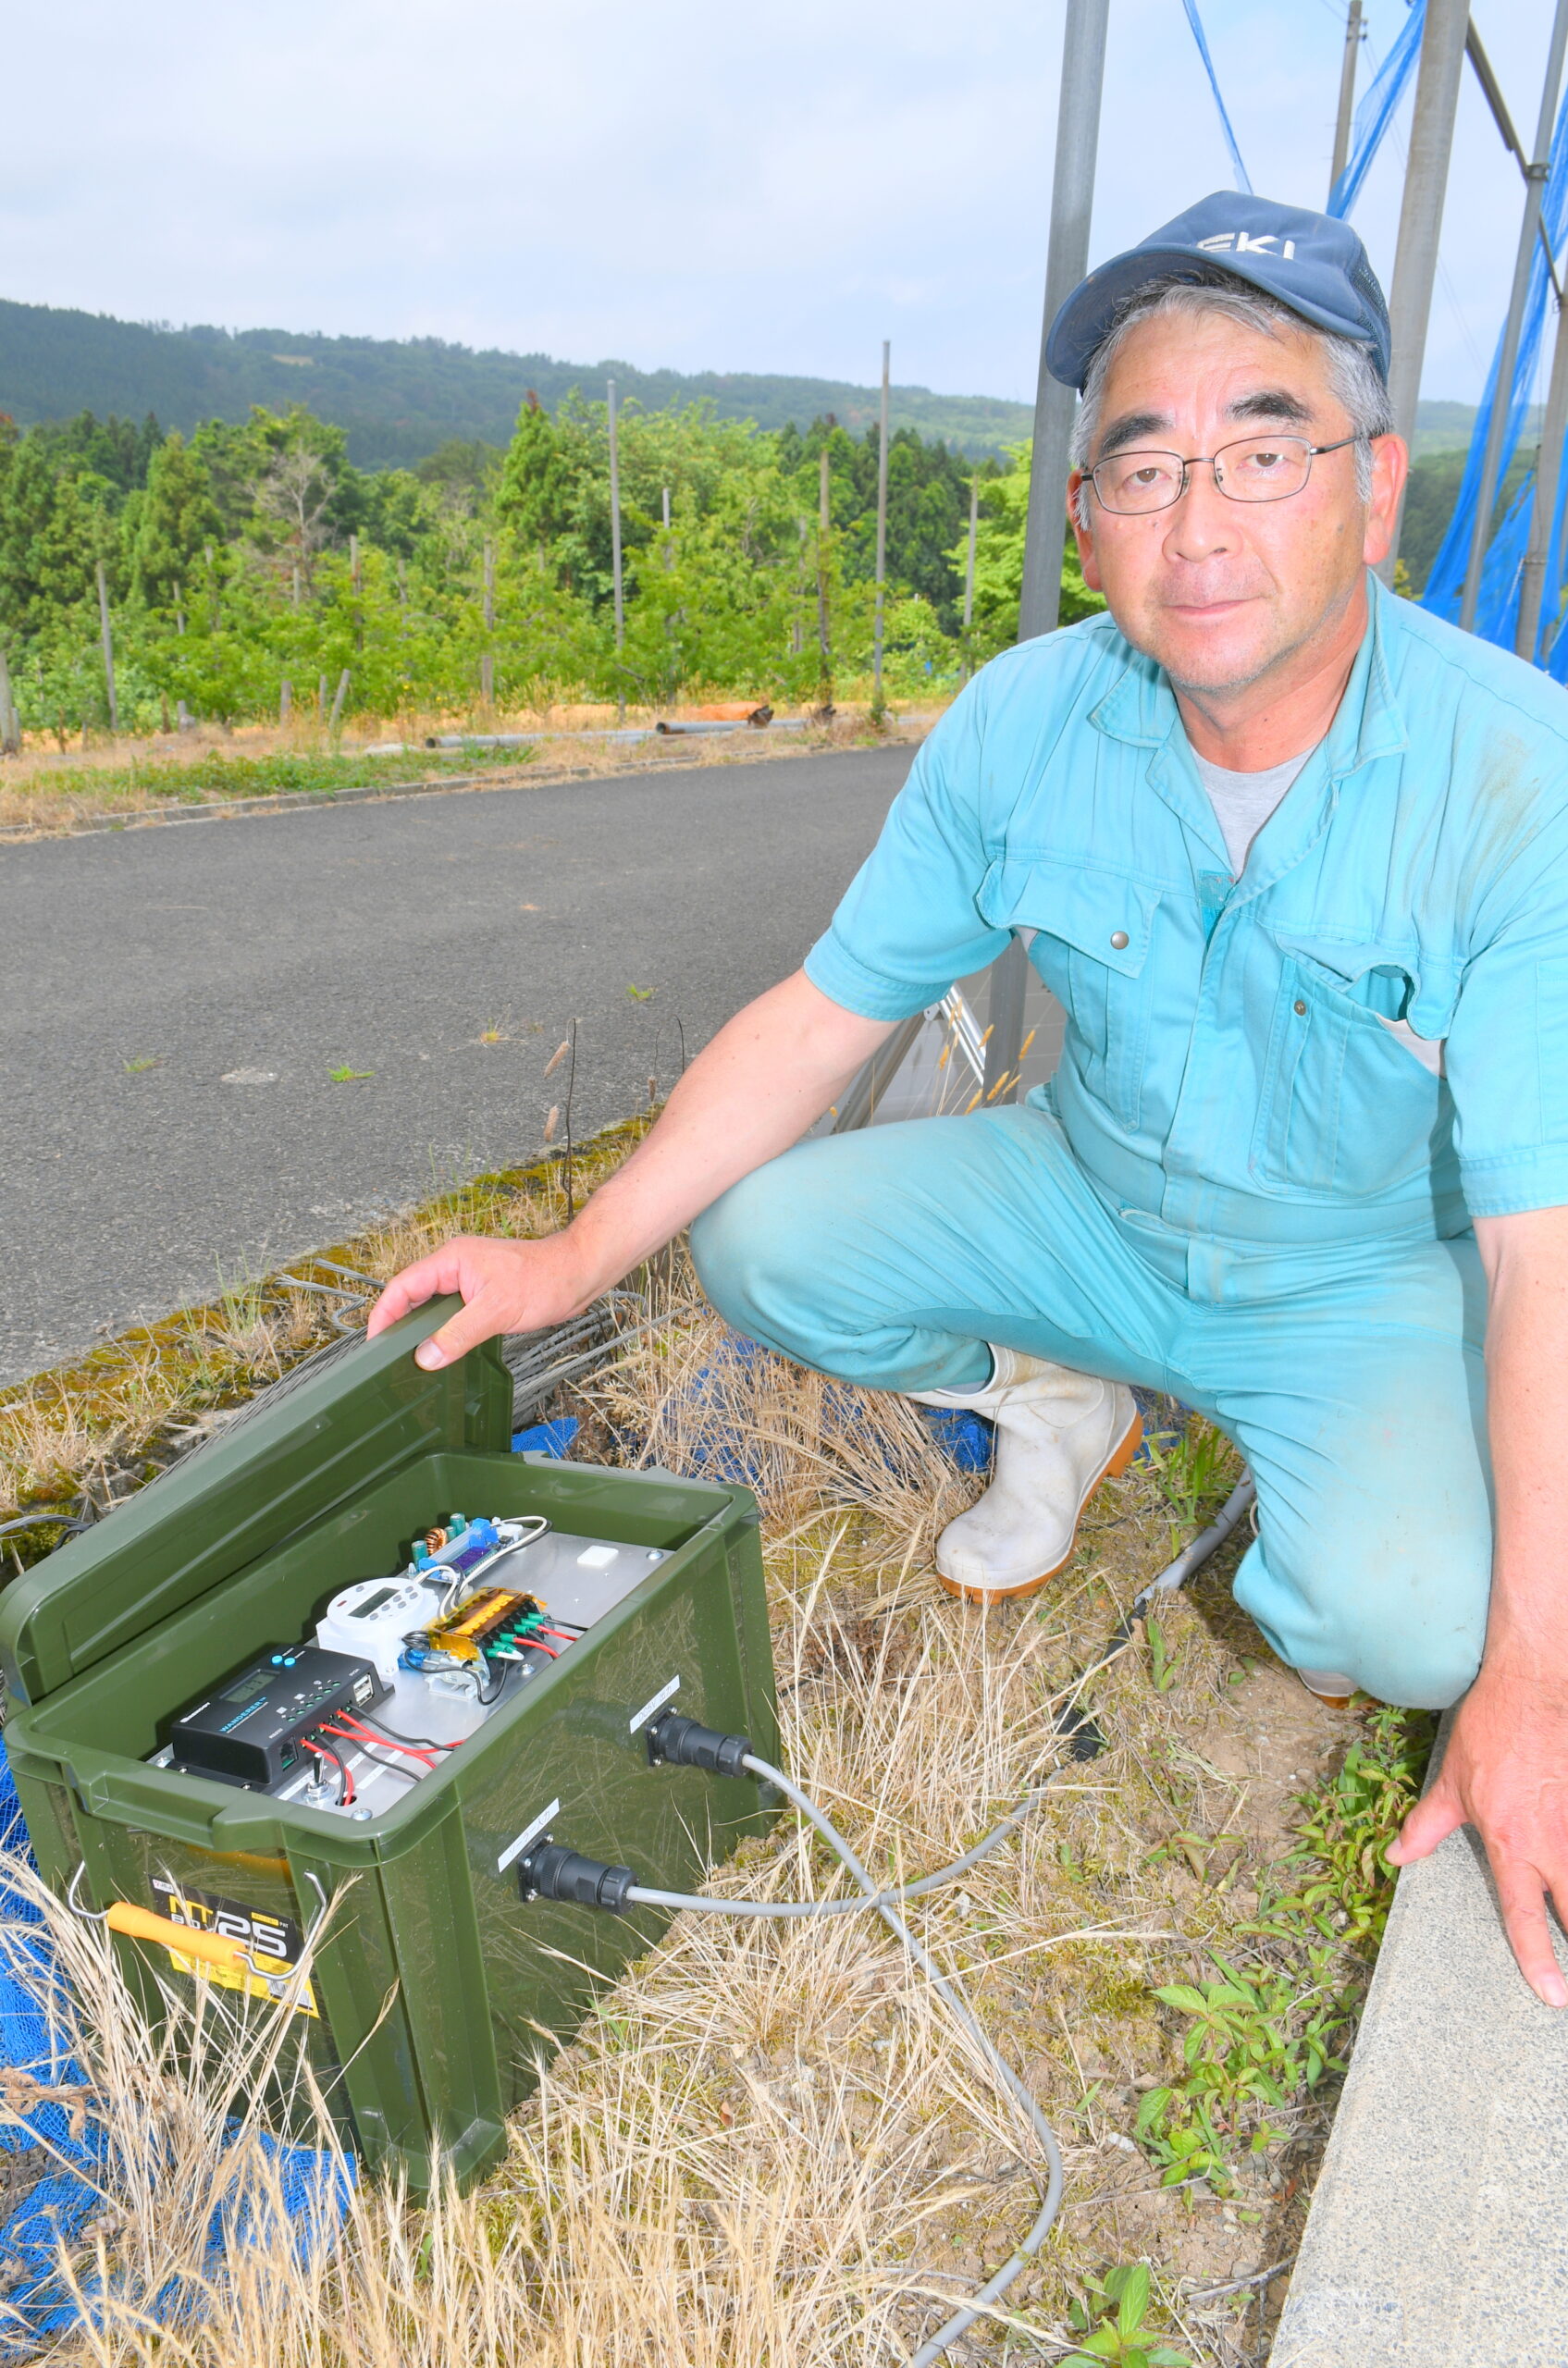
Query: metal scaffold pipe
1378 0 1469 585
1329 0 1364 200
984 0 1108 1105
1518 286 1568 660
1459 0 1568 635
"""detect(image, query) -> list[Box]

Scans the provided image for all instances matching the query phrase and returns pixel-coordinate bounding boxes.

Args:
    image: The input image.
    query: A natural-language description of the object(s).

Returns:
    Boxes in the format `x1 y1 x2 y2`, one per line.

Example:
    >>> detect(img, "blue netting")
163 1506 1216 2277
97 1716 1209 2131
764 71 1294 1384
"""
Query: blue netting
512 1416 580 1458
1180 0 1253 194
1327 0 1426 220
0 1737 352 2355
1421 79 1568 651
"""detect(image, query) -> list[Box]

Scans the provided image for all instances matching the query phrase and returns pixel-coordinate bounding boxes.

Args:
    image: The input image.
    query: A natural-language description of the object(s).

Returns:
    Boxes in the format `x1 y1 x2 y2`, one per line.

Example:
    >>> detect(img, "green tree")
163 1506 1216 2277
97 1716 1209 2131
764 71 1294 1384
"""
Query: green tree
129 431 221 608
496 392 579 560
948 440 1105 660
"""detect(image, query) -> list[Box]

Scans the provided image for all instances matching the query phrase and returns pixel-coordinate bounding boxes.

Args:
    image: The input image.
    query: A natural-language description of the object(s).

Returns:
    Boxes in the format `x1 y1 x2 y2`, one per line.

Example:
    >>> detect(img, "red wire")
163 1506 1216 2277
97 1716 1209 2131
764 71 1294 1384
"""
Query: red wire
324 1717 437 1766
535 1628 577 1646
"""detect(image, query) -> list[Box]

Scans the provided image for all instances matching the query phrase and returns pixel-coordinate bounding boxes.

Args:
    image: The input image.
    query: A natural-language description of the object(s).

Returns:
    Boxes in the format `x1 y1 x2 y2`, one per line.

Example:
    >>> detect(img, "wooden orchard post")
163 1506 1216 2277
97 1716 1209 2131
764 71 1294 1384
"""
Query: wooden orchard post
96 561 119 734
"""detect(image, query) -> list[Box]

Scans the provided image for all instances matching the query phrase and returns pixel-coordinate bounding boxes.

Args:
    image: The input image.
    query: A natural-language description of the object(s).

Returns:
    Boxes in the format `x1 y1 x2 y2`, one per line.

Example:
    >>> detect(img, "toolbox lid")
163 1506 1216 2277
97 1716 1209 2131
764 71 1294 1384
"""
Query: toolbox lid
0 1301 511 1707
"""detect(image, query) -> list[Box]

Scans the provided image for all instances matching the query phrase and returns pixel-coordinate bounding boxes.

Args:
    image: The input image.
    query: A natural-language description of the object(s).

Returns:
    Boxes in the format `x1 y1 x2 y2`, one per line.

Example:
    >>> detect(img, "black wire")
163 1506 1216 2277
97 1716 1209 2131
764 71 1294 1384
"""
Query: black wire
307 1742 349 1806
352 1713 460 1753
0 1510 93 1540
475 1657 508 1706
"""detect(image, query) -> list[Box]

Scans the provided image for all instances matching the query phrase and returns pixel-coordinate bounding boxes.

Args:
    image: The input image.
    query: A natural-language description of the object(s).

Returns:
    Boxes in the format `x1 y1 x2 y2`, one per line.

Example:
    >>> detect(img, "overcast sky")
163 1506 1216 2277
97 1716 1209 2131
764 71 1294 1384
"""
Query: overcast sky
1 1 1557 408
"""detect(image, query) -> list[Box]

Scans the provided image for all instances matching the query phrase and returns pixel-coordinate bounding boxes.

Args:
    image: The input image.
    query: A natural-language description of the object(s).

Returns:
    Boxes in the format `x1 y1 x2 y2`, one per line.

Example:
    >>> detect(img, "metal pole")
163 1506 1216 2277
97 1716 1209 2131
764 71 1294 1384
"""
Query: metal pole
1330 0 1364 197
1378 0 1470 584
961 475 979 684
481 535 496 708
96 559 118 735
1518 290 1568 659
1459 0 1568 634
607 378 625 720
986 0 1108 1104
871 339 890 724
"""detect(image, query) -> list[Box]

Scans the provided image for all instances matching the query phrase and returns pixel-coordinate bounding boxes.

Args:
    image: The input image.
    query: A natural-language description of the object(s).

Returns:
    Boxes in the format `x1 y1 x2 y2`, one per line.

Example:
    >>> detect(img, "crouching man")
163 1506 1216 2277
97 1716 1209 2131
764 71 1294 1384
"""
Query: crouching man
369 195 1568 2006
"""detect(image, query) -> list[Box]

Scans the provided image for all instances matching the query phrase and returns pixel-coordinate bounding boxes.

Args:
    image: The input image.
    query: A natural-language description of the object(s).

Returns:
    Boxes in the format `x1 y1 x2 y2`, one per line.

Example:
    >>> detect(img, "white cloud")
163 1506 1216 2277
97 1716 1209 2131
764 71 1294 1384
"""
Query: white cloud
0 0 1554 406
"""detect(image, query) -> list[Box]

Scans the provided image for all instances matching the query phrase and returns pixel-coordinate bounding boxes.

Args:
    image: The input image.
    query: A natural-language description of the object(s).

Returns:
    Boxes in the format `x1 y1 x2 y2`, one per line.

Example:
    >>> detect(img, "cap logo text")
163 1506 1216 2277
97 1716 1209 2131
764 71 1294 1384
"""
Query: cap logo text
1195 232 1297 261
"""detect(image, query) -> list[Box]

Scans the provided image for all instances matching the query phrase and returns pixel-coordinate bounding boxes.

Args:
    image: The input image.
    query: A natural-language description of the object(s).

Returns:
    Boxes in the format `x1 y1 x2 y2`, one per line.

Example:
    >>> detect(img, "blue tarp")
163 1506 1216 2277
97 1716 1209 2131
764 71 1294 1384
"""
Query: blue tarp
1421 80 1568 652
0 1740 352 2354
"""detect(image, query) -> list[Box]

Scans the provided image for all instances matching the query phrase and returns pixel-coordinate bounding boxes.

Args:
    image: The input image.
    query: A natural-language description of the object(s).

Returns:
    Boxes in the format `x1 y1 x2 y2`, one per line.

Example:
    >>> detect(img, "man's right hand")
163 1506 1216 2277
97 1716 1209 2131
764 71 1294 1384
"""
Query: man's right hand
365 1231 595 1370
363 970 892 1375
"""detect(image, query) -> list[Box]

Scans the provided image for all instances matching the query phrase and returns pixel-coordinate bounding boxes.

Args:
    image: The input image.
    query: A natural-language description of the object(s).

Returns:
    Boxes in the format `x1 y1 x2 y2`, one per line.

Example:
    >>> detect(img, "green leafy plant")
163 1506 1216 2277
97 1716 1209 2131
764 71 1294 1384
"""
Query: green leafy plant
1135 1952 1342 2189
1135 1706 1436 2191
123 1054 160 1073
1065 2263 1191 2367
1145 1613 1179 1692
327 1064 373 1083
625 983 655 1001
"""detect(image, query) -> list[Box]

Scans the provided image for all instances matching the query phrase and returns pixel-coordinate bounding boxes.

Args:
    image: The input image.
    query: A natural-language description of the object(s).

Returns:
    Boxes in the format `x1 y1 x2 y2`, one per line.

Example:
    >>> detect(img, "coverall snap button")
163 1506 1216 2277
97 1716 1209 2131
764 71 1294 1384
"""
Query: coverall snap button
1110 930 1130 949
1293 999 1307 1016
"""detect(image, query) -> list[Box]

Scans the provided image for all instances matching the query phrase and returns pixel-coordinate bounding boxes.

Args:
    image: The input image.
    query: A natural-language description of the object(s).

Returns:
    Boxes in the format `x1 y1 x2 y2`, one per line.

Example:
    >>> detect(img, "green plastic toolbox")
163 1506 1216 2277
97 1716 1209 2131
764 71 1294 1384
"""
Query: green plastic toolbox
0 1300 779 2191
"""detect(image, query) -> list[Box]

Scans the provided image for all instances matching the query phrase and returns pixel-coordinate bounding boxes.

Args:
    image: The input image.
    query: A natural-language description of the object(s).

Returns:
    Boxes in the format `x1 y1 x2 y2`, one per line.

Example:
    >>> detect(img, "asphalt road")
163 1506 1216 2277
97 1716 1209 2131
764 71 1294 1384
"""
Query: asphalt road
0 745 917 1385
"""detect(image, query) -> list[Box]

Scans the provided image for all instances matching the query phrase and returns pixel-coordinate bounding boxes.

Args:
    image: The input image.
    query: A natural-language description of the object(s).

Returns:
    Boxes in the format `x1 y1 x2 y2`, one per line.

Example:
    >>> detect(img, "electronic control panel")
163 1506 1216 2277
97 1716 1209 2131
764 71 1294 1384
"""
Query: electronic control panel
168 1644 386 1788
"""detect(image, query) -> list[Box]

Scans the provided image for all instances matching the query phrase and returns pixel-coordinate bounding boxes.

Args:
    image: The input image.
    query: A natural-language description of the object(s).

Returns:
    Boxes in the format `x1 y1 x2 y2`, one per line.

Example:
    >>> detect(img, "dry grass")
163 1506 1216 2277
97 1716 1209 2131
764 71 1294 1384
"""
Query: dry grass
0 706 935 838
0 1246 1382 2366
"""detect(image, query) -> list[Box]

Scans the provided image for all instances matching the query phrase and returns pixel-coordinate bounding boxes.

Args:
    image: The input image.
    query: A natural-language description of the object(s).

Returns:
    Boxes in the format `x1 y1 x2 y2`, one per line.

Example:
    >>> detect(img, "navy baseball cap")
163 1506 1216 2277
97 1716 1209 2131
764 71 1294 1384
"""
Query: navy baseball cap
1045 192 1391 389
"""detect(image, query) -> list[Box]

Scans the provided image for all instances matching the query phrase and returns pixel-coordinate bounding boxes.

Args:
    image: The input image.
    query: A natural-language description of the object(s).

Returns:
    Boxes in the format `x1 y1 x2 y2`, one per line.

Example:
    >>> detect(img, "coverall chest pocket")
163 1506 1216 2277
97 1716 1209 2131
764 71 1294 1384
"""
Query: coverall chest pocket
1250 944 1444 1198
979 858 1162 1129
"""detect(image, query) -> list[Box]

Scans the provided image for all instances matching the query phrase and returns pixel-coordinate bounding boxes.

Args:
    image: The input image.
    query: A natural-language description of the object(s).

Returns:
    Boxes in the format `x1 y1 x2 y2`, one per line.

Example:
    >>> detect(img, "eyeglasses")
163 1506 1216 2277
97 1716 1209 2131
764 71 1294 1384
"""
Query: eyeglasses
1086 434 1361 516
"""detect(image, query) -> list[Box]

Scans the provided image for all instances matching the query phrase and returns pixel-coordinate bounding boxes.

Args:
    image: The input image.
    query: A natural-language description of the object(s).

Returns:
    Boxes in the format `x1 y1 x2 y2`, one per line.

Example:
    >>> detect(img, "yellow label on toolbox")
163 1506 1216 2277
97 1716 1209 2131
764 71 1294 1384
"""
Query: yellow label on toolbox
152 1877 320 2016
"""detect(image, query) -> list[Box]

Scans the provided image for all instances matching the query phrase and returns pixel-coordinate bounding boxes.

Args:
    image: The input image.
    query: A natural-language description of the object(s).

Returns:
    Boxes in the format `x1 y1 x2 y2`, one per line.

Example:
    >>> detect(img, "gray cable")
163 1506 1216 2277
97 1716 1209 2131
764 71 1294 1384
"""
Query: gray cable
736 1753 1065 2368
1131 1469 1255 1614
625 1769 1067 1920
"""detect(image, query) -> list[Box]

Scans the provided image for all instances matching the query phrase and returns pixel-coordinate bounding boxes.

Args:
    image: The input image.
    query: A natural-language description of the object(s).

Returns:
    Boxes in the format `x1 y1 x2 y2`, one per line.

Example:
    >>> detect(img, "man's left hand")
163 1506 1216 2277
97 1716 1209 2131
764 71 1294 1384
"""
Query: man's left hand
1389 1659 1568 2007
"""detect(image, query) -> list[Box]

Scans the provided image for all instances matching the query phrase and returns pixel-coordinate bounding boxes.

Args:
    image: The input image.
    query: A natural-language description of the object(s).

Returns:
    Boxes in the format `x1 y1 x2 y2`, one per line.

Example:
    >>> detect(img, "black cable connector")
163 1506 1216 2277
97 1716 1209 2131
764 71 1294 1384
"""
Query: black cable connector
517 1841 637 1915
645 1709 752 1778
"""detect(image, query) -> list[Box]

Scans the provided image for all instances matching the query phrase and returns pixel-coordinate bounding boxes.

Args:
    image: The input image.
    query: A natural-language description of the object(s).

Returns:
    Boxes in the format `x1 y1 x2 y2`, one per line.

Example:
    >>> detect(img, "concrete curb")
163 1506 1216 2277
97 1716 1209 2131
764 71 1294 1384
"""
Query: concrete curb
0 765 600 843
1273 1755 1568 2364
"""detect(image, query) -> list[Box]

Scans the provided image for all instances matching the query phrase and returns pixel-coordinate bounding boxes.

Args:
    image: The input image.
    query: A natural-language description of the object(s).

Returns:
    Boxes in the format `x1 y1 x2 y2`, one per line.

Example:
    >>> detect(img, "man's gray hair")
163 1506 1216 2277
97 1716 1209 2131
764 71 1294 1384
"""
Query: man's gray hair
1068 269 1394 528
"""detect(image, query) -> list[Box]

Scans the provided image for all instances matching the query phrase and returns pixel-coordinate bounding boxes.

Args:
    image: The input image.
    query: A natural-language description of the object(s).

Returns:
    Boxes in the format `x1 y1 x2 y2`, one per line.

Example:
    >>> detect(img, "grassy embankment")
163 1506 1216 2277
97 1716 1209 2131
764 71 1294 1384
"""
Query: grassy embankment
0 704 932 837
0 1122 1429 2365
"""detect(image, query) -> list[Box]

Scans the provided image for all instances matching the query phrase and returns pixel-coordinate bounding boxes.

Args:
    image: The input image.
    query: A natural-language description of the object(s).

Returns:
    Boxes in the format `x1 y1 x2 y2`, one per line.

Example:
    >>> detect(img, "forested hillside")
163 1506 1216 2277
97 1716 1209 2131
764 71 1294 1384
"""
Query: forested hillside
0 299 1032 469
0 393 1103 738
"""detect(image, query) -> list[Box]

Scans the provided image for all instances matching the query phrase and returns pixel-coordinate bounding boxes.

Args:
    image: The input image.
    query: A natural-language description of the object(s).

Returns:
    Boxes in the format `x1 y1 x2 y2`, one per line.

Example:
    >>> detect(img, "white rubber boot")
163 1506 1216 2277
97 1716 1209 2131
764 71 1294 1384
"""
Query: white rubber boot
911 1349 1142 1606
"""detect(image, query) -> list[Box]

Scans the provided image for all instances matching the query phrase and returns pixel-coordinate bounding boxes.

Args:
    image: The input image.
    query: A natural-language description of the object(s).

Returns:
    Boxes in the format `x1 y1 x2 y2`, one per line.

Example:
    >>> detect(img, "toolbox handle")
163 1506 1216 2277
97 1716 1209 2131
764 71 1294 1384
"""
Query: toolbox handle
68 1865 330 2004
104 1899 262 1977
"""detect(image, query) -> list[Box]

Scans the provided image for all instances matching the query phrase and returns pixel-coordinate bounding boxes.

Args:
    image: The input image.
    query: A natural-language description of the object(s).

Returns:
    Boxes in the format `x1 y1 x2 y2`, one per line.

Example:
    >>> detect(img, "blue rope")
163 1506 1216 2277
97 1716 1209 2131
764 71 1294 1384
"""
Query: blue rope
1179 0 1253 194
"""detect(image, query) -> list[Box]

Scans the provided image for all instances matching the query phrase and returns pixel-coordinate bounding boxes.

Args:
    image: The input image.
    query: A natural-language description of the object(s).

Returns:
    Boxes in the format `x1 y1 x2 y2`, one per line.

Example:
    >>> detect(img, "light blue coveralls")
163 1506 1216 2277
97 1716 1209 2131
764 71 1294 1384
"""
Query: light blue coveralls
691 577 1568 1708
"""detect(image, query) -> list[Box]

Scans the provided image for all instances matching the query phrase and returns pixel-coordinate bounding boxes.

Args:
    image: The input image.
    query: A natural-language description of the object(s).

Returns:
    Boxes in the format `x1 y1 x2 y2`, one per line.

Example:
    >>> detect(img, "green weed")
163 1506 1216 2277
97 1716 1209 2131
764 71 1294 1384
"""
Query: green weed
123 1054 161 1074
1145 1613 1179 1692
1134 1705 1435 2192
1065 2263 1191 2367
328 1065 373 1083
1140 1419 1239 1554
